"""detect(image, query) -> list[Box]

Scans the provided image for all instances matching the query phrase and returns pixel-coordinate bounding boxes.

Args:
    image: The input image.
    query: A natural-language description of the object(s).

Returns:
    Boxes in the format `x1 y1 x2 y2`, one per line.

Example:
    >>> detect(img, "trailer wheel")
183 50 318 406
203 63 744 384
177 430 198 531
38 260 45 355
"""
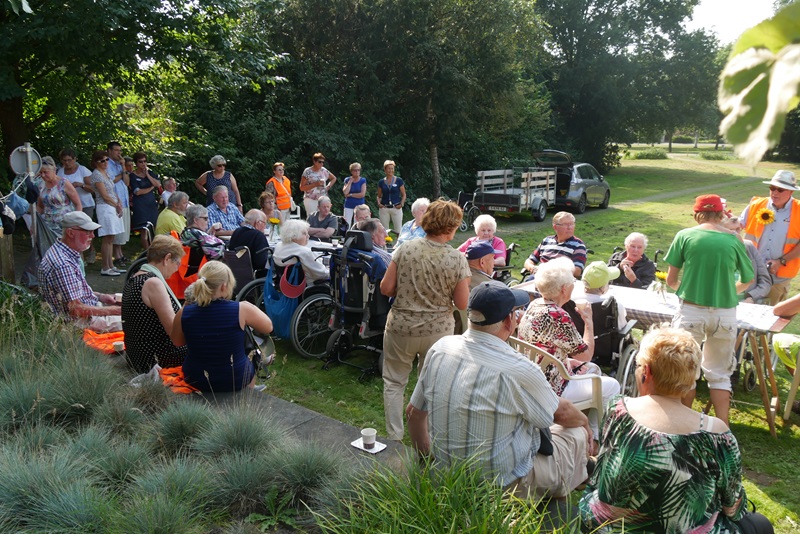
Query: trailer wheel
532 199 547 222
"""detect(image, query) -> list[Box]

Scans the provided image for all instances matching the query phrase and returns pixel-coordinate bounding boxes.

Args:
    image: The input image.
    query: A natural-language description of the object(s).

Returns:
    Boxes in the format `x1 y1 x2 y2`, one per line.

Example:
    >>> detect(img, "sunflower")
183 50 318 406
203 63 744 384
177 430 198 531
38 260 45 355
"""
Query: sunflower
268 217 281 225
655 271 667 281
385 236 393 243
756 208 775 225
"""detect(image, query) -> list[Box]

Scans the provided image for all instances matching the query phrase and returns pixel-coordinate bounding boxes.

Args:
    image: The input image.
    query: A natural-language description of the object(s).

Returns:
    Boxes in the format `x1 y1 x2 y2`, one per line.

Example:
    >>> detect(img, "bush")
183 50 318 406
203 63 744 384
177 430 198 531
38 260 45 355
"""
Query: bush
700 151 731 160
273 441 346 506
132 456 216 510
191 403 287 457
631 148 668 160
212 451 281 517
672 135 694 143
150 401 215 456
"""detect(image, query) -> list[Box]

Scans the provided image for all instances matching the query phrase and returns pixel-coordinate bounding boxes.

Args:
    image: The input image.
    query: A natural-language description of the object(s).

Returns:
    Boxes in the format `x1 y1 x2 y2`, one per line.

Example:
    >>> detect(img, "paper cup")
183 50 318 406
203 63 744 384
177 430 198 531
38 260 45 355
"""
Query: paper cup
113 341 125 353
114 293 123 303
361 428 377 449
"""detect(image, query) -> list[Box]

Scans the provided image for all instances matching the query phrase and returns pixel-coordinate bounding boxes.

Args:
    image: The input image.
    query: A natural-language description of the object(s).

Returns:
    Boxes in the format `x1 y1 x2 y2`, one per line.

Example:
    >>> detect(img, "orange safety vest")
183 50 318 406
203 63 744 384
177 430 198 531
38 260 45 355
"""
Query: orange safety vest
743 197 800 278
266 176 292 211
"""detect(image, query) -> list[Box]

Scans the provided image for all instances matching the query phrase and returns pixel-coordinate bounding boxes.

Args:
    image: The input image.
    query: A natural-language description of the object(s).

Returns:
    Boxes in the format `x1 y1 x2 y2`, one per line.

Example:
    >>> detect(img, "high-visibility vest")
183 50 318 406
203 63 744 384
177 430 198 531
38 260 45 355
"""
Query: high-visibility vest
743 197 800 278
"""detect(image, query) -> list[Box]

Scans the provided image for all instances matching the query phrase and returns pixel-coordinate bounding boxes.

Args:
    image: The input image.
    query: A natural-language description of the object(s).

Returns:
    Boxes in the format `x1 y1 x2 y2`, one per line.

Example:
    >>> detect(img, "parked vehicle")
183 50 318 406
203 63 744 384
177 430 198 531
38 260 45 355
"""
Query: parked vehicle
534 150 610 214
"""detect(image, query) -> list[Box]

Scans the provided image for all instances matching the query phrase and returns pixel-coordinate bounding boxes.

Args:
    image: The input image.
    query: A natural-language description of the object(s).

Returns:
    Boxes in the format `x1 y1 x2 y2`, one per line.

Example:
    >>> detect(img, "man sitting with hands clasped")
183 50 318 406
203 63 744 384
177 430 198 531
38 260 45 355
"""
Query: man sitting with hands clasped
407 282 592 500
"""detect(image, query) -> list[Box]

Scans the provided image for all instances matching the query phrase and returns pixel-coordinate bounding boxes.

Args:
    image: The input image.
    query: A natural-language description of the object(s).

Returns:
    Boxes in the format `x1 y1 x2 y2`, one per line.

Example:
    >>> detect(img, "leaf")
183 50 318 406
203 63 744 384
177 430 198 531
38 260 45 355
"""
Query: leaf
732 2 800 56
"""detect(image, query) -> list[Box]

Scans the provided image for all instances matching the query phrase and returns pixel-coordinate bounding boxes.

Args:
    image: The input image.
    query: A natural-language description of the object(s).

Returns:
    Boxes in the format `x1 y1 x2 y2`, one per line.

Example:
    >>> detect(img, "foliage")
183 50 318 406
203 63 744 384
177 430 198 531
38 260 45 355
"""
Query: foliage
191 402 287 456
630 148 668 160
150 401 215 456
700 151 731 161
719 2 800 167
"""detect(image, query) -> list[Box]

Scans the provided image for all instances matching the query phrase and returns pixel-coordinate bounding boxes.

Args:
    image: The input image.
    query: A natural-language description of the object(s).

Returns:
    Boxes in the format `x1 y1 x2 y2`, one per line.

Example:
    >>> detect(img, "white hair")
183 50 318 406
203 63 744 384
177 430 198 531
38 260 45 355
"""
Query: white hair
473 214 497 233
625 232 648 248
209 155 226 167
535 257 575 300
281 219 310 243
411 198 430 216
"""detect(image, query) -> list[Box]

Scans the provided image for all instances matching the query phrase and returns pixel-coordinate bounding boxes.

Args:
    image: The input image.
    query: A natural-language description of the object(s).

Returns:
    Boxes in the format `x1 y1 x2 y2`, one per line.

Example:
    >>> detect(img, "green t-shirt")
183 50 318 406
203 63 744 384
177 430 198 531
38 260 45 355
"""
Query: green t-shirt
664 227 754 308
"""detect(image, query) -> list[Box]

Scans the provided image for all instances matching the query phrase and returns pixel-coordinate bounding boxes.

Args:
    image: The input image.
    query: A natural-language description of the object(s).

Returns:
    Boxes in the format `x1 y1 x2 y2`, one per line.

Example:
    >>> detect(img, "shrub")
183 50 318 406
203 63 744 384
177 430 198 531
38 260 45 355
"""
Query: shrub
672 135 694 143
118 493 206 534
700 151 731 160
150 401 214 456
94 394 148 437
24 479 114 532
631 148 668 160
132 456 216 510
212 451 281 517
191 403 287 457
273 442 346 506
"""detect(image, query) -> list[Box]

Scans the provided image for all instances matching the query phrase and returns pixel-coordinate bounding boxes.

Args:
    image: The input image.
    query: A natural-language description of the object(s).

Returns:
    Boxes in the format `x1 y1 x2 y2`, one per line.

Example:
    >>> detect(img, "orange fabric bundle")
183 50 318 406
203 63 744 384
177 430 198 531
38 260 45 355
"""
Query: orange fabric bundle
82 329 125 354
158 366 200 394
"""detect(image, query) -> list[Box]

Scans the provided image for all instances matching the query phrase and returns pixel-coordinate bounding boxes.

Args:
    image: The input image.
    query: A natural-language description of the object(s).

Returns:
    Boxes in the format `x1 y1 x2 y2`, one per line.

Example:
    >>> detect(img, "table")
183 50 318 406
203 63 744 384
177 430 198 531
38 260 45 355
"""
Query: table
516 281 789 437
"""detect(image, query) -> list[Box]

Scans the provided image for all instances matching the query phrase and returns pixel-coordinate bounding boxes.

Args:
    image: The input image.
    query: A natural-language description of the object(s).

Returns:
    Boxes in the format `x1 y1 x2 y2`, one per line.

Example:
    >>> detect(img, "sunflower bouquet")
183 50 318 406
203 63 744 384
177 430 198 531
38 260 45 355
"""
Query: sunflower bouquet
268 217 281 240
648 270 669 303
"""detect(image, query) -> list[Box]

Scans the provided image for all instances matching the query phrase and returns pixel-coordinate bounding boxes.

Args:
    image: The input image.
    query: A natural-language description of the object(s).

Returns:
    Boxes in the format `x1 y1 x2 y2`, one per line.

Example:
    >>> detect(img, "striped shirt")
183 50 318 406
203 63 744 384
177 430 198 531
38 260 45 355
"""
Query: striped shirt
207 202 244 231
528 234 587 271
39 240 99 315
409 330 558 487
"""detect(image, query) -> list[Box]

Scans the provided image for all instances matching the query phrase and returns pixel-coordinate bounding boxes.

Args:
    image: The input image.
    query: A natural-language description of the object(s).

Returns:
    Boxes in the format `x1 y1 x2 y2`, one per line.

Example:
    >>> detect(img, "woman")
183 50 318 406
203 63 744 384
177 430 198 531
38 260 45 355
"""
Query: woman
180 204 226 260
122 235 189 373
608 232 656 288
194 155 243 209
128 152 161 248
380 199 471 441
342 162 367 226
457 214 507 267
300 152 337 216
395 197 429 248
90 150 124 276
579 326 773 534
37 156 81 236
259 191 281 239
274 219 330 283
517 256 620 437
171 261 273 392
58 149 96 263
376 159 406 235
265 161 293 223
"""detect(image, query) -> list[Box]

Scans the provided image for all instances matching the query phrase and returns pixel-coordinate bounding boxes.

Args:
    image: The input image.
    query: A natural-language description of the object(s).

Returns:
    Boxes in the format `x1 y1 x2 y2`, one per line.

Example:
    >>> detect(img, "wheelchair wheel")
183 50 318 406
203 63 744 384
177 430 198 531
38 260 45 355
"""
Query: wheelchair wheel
326 329 353 361
124 257 148 283
506 277 520 288
291 293 336 359
619 344 639 397
742 357 757 392
236 278 266 310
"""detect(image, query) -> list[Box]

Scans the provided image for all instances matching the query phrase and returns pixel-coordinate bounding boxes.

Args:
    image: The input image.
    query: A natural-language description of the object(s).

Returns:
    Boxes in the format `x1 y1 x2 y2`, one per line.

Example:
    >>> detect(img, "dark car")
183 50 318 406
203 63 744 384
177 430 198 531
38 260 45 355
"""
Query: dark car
534 150 611 214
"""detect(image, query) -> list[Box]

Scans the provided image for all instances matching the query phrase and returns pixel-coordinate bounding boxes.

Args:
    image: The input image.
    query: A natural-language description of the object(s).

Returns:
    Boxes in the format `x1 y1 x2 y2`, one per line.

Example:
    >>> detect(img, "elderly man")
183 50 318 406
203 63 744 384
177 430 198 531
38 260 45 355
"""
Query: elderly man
207 185 244 236
155 191 189 235
407 282 591 499
354 204 372 224
740 170 800 304
524 211 587 278
353 218 392 269
454 241 496 335
39 211 122 332
307 195 338 242
229 209 271 272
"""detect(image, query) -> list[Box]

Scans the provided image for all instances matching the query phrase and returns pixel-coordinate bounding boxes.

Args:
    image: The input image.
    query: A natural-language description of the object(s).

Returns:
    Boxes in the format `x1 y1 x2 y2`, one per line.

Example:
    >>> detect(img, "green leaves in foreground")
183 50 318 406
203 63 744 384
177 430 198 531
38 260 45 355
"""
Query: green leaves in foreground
719 2 800 167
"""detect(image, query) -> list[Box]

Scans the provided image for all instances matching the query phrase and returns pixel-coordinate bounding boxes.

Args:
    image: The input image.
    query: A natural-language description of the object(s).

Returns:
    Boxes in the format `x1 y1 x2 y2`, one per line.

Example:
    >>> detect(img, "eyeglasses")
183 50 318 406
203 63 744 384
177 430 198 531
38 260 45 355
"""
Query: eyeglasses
275 167 284 171
216 164 226 168
770 186 788 193
97 158 109 163
198 216 209 220
315 159 325 163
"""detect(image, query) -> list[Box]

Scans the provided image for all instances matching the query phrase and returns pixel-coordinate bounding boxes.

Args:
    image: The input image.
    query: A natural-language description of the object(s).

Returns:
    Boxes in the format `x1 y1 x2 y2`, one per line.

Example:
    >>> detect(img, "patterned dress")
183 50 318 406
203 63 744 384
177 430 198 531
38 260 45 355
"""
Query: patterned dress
39 178 75 235
579 397 747 533
517 300 588 396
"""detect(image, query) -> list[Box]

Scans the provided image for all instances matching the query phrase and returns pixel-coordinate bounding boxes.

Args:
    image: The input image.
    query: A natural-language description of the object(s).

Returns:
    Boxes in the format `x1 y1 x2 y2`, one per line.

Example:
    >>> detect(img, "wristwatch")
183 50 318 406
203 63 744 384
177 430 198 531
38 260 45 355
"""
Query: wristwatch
780 257 787 266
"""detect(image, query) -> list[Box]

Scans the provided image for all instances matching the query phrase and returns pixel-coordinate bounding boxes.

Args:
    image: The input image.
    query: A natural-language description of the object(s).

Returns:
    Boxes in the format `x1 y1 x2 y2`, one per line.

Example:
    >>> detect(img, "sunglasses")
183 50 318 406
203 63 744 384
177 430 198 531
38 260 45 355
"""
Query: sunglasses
97 158 109 163
315 159 325 163
770 186 788 193
275 167 284 171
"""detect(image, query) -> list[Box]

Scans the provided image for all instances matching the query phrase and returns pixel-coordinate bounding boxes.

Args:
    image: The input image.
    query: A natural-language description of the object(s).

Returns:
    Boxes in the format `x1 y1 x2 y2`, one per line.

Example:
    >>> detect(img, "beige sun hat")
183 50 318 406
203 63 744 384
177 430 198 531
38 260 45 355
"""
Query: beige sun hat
762 170 799 191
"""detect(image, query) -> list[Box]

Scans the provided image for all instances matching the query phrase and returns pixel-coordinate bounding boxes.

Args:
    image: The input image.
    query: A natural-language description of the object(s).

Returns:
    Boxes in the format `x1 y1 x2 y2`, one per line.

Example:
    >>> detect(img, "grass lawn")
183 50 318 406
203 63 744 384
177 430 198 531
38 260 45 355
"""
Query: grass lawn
267 153 800 533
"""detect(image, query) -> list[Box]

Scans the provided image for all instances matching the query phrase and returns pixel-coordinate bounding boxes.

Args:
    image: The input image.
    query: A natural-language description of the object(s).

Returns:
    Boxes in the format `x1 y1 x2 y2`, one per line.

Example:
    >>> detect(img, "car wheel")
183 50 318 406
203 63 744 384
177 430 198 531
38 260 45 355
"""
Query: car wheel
599 190 610 209
532 199 547 222
574 194 587 214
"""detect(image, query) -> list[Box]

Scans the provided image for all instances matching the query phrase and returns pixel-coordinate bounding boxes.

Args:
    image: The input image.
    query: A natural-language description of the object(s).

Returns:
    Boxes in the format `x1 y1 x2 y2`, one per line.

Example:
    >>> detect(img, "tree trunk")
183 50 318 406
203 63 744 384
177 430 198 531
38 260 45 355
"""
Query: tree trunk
426 96 441 198
693 130 699 149
667 131 673 153
715 136 721 150
0 96 30 162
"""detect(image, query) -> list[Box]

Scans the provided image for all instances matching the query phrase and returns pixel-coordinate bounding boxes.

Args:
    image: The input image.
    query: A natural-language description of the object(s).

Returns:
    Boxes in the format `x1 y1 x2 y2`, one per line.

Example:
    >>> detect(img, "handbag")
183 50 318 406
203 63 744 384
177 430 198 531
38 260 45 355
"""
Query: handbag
263 262 300 339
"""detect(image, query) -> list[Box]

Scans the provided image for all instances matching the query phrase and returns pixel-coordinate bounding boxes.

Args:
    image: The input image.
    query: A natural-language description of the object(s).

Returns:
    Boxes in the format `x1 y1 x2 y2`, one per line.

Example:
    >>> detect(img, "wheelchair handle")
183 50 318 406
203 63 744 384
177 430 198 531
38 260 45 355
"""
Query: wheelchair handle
357 253 375 265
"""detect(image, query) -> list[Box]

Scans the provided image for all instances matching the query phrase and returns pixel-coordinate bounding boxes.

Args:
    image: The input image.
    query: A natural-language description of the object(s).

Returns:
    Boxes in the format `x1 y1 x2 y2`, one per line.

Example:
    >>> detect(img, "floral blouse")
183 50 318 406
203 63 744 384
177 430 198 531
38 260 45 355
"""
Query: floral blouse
180 227 225 260
517 300 588 396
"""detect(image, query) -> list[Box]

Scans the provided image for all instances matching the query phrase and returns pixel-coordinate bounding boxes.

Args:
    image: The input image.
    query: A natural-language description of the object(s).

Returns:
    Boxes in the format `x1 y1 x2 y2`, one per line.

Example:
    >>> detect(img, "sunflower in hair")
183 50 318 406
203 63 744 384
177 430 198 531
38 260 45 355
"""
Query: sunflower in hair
756 208 775 225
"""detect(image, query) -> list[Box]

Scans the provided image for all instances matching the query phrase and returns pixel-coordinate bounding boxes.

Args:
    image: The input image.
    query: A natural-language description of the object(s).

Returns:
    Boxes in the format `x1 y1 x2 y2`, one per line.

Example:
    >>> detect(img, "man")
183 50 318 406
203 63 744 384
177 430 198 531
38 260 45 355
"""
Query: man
524 211 587 278
155 191 189 235
740 170 800 304
207 186 244 236
407 282 591 499
229 209 271 272
107 142 130 266
307 195 338 242
39 211 122 332
353 218 391 269
354 204 372 224
454 240 496 335
666 194 753 427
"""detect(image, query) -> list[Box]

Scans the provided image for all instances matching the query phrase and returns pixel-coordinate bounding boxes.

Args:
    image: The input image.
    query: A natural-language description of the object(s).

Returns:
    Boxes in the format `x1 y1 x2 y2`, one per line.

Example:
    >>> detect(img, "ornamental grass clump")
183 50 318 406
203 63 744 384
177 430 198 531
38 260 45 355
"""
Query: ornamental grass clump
6 422 68 453
212 450 282 517
90 439 151 489
273 441 346 506
132 456 216 511
150 400 215 456
192 402 287 457
0 373 48 432
94 393 148 437
23 478 114 532
128 379 176 415
118 492 207 534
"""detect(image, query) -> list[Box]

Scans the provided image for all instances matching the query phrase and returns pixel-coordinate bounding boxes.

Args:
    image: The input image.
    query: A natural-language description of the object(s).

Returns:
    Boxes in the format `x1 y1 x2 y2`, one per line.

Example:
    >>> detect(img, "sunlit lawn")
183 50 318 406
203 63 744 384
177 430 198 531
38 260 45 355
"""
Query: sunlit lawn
266 154 800 532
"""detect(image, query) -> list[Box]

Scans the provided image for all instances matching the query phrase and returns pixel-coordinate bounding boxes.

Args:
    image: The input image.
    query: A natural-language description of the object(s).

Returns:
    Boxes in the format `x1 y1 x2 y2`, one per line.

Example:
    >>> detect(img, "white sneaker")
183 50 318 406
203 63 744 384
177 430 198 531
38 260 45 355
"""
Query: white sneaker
254 384 267 392
100 269 121 276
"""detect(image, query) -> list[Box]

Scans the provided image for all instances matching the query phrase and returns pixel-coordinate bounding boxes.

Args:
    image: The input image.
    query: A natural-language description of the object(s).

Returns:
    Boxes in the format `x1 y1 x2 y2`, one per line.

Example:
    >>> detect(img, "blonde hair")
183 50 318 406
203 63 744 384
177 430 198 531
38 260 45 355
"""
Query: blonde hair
383 159 395 170
146 235 185 264
552 211 575 226
637 326 700 396
535 257 575 300
349 162 361 172
191 261 235 306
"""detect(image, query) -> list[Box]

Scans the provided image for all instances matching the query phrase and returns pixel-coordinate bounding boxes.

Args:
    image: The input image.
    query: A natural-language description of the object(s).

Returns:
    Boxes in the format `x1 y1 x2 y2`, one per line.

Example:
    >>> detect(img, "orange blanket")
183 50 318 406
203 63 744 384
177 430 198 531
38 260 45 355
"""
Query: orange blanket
83 329 125 354
158 366 200 394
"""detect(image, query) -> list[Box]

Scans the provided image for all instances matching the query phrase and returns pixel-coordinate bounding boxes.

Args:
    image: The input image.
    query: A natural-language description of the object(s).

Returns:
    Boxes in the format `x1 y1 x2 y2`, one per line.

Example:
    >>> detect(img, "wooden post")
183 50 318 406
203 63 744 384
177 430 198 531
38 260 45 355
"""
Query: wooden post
0 232 14 282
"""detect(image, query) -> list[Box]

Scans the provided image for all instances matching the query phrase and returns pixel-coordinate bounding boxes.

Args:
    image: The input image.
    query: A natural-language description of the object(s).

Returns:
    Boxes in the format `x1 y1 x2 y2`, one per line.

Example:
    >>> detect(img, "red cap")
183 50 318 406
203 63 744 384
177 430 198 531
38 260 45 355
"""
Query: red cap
693 194 723 213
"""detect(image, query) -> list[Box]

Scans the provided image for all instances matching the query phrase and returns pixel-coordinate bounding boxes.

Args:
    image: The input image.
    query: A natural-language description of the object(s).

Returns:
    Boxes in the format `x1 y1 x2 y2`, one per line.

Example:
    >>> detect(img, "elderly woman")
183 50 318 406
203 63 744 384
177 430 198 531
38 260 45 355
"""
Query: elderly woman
258 191 281 239
342 162 367 226
579 326 773 534
180 204 226 260
265 161 293 222
37 156 82 236
171 261 273 392
608 232 656 288
457 214 507 267
58 149 96 263
307 195 338 242
90 150 124 276
122 235 189 373
274 219 330 283
395 197 429 248
380 199 471 441
518 257 620 438
300 152 337 216
128 152 161 248
194 155 243 209
376 159 406 235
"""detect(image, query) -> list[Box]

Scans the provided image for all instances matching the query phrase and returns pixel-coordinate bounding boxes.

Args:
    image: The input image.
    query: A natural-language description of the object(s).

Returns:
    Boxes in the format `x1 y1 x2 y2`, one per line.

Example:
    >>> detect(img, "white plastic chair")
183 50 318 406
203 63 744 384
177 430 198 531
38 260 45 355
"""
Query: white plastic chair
508 336 605 420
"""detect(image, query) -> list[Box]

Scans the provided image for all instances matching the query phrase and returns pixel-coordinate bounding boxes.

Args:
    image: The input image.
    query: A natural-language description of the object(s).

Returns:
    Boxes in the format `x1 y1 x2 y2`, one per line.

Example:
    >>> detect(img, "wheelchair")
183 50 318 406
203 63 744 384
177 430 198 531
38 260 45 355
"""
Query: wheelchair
493 242 521 287
322 230 390 379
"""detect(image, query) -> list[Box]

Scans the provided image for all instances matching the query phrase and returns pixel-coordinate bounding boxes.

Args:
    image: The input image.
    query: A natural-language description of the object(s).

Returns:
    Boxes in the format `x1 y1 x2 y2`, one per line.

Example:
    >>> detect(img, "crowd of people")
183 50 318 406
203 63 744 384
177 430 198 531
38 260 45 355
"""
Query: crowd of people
31 149 796 532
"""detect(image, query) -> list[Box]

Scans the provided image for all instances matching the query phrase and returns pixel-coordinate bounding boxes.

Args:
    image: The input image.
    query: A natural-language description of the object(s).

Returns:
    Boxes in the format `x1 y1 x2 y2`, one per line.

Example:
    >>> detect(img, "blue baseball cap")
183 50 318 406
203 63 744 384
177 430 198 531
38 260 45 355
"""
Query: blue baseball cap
468 282 530 326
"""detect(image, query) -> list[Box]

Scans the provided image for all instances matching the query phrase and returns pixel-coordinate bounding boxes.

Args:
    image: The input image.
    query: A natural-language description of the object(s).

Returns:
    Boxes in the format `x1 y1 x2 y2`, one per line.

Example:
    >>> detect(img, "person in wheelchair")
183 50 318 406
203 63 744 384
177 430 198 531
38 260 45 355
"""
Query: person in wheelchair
608 232 656 289
274 219 330 283
180 204 225 261
457 214 506 267
582 261 628 332
229 209 271 273
353 218 392 269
